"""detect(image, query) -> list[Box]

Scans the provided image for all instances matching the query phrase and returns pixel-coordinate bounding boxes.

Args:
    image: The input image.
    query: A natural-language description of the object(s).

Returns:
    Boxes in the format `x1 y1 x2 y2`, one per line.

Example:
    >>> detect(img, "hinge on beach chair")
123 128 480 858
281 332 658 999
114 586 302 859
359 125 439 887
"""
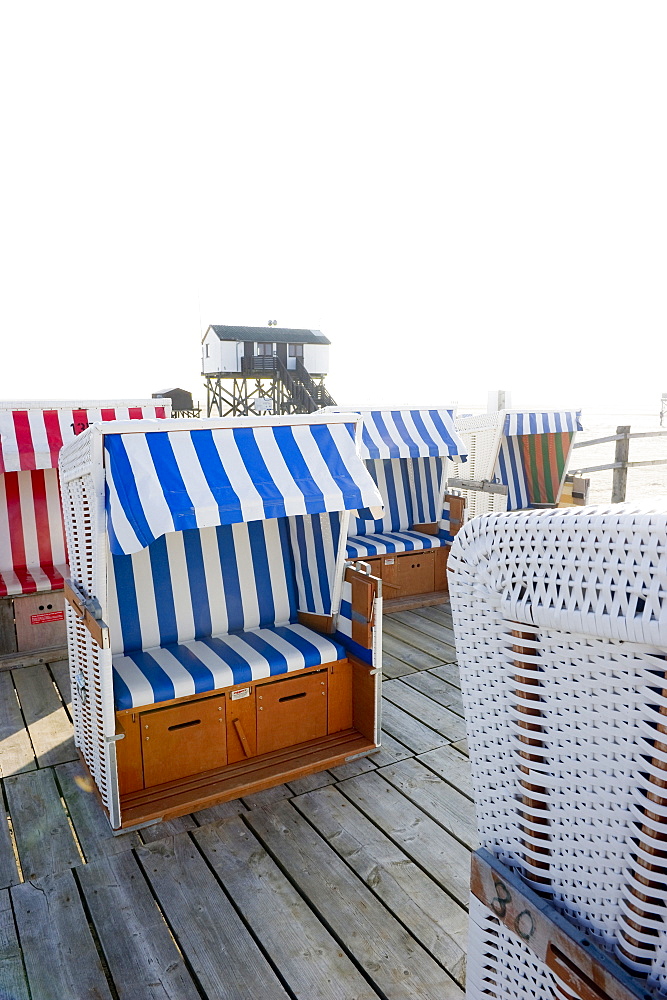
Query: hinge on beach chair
64 578 110 649
344 561 380 647
471 850 651 1000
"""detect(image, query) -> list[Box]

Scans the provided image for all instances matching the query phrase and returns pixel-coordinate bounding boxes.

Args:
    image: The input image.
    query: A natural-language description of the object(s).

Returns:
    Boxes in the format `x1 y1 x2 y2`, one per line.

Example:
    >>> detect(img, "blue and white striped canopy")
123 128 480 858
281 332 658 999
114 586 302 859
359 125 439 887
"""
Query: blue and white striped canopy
503 411 583 435
104 419 384 555
324 408 466 460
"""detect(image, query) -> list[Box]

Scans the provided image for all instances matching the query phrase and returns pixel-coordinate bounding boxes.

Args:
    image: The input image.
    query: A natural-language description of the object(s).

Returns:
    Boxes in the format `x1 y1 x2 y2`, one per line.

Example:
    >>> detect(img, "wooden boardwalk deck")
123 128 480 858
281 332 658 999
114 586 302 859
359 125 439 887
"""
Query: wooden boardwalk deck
0 603 474 1000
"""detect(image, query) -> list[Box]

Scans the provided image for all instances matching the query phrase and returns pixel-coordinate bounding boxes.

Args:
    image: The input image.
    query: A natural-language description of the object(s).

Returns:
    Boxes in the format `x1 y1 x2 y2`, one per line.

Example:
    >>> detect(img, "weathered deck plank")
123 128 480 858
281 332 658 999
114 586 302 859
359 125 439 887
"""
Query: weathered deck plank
382 682 467 743
49 659 72 715
368 731 414 767
382 634 450 671
401 670 465 717
136 833 291 999
196 816 381 1000
337 771 471 907
56 760 142 860
390 610 458 649
383 619 458 662
428 662 461 689
0 671 35 777
5 768 81 879
378 758 478 849
139 814 198 842
12 869 114 1000
12 664 76 767
294 784 468 985
380 700 449 755
381 652 418 678
78 851 201 999
417 744 473 800
0 887 29 999
246 800 465 999
192 796 248 826
410 605 454 628
0 796 20 890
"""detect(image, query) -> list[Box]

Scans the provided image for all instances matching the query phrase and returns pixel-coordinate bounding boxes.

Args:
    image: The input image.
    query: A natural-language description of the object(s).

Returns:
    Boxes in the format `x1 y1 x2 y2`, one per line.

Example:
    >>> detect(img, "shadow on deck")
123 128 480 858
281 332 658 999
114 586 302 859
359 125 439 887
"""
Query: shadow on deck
0 603 473 1000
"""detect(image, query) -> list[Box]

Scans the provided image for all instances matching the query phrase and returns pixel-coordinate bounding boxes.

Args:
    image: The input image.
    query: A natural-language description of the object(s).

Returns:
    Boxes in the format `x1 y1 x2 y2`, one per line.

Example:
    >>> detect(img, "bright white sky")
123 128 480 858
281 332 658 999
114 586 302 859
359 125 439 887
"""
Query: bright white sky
1 2 665 414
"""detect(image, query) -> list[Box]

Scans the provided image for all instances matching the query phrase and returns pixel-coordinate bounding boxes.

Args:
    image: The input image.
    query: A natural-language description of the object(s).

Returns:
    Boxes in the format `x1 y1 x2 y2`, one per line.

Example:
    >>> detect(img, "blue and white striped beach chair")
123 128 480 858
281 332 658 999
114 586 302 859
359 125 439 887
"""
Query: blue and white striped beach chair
59 413 385 830
323 407 468 607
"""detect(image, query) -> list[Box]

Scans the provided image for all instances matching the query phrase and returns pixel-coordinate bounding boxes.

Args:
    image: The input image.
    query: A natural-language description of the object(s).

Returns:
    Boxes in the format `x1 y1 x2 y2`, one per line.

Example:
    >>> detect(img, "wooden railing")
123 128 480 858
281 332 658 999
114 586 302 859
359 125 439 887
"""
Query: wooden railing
238 354 336 412
572 426 667 502
241 355 278 373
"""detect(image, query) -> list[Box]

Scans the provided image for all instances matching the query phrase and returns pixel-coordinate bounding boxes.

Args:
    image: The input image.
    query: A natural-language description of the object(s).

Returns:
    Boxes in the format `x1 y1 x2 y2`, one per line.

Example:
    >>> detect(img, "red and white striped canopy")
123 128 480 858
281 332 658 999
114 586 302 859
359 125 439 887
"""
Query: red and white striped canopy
0 400 171 596
0 400 169 473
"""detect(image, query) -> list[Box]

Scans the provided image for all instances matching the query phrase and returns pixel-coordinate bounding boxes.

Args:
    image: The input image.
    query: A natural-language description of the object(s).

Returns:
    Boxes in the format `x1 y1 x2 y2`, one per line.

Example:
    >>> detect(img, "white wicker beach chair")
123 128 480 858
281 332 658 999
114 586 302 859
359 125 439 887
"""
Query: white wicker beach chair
449 502 667 998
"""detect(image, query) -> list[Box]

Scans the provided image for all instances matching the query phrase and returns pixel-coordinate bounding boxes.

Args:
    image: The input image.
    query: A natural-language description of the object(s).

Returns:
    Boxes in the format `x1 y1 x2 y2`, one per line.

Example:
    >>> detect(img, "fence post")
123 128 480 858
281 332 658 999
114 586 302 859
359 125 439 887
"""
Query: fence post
611 426 630 503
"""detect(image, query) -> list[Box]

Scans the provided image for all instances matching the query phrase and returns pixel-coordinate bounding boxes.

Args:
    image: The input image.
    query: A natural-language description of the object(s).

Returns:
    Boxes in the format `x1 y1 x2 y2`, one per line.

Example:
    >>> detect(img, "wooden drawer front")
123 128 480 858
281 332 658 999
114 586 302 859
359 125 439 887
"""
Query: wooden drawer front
396 550 435 597
14 592 66 651
141 694 227 788
256 669 328 755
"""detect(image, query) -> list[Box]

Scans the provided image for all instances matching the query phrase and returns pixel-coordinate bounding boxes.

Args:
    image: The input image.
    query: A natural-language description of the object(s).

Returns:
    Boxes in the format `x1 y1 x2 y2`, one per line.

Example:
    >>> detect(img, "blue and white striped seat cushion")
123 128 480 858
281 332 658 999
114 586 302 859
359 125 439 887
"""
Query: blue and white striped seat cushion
346 529 450 558
113 623 346 711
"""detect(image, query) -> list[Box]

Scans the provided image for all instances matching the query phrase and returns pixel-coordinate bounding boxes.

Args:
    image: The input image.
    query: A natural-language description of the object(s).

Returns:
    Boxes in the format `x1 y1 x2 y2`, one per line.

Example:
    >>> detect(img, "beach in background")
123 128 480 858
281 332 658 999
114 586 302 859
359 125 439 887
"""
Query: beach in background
457 405 667 506
570 410 667 504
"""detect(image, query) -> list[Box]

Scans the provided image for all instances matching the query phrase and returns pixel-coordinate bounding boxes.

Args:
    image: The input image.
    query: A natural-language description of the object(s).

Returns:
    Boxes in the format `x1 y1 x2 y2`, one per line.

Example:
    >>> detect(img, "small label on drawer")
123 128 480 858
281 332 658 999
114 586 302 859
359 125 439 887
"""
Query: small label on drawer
30 611 65 625
384 558 395 565
231 687 251 700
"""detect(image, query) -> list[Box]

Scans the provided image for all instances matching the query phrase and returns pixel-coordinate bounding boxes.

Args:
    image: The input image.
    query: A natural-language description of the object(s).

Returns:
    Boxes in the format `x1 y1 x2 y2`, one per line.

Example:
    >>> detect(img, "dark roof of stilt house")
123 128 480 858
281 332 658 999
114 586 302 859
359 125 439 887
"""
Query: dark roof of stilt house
205 325 330 346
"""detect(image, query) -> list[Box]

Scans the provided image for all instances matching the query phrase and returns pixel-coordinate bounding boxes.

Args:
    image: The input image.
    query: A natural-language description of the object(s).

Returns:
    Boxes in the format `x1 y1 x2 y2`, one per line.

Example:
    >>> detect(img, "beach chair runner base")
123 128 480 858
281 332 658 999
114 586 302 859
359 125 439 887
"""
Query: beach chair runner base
117 729 377 829
346 495 465 607
112 656 377 827
469 850 649 1000
348 547 448 602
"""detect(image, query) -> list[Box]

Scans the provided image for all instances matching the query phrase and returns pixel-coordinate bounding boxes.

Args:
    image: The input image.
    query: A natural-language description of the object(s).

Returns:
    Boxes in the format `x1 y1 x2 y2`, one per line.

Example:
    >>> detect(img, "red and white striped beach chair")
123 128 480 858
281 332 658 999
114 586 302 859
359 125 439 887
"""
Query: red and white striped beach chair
0 400 169 658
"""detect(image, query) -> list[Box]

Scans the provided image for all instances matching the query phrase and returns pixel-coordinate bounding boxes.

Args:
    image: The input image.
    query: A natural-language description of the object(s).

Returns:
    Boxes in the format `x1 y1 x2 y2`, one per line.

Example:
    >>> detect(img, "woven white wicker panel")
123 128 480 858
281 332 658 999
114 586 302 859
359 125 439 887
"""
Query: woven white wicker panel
451 418 499 482
451 414 506 519
60 433 119 826
450 502 667 995
467 896 563 1000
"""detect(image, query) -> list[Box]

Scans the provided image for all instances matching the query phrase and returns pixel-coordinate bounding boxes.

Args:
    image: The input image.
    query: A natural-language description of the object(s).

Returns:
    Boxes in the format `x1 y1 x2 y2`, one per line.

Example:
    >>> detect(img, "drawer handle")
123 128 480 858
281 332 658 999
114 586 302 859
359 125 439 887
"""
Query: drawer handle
278 692 307 703
233 718 252 757
167 719 202 731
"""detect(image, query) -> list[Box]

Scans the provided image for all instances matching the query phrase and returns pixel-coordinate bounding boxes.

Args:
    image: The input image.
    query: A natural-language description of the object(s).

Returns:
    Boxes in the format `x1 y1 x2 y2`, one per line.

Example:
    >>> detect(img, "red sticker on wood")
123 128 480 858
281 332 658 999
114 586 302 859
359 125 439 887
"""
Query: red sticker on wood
30 611 65 625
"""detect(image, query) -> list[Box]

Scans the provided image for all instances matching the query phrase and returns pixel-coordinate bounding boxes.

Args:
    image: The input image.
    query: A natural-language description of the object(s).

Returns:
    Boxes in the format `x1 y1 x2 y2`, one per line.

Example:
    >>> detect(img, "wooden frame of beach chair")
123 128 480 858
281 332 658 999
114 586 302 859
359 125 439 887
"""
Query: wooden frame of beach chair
59 412 384 831
0 400 170 664
451 408 583 517
322 407 468 611
448 502 667 998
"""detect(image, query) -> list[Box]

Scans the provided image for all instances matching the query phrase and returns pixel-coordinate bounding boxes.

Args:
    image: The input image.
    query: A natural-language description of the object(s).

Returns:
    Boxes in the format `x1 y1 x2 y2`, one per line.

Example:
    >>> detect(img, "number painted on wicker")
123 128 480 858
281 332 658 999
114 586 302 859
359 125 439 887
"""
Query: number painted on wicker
514 909 535 942
490 878 512 918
